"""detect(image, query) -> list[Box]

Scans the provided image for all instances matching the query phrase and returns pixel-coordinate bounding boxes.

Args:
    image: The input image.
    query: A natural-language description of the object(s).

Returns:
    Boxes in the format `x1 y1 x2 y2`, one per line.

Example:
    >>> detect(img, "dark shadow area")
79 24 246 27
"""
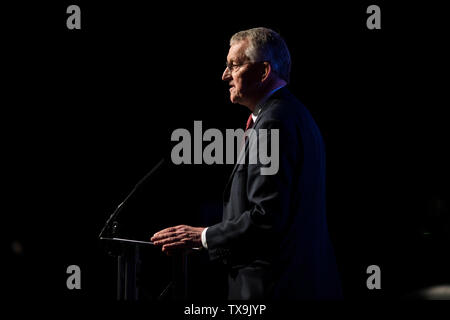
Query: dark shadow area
3 1 449 301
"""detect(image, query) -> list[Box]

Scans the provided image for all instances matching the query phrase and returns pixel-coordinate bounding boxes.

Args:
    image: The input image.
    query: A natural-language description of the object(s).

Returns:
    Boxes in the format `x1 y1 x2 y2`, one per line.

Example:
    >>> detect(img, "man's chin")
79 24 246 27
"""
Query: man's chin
230 95 240 104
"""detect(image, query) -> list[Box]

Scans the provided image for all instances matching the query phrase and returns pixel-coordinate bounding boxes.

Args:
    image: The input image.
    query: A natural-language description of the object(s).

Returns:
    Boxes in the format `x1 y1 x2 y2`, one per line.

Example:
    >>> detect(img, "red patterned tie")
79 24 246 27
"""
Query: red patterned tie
242 114 254 148
245 114 254 131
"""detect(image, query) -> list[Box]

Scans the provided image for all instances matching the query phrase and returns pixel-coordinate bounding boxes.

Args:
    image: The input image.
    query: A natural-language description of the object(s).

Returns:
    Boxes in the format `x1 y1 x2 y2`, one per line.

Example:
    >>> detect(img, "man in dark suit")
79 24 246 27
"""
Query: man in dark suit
151 27 342 300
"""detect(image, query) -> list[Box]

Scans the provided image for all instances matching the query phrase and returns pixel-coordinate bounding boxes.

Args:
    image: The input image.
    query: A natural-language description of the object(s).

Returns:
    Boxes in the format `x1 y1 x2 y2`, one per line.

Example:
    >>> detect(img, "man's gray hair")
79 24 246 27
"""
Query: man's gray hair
230 27 291 83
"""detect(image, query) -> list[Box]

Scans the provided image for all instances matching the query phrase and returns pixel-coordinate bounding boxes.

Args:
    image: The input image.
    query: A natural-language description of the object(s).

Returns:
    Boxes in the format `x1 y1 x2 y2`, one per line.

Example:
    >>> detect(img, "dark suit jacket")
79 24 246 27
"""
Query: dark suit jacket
206 87 342 300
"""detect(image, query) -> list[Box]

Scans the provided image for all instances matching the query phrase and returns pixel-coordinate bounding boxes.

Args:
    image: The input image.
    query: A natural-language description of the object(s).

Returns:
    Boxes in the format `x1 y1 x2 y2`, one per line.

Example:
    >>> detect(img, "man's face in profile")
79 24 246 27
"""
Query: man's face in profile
222 40 262 108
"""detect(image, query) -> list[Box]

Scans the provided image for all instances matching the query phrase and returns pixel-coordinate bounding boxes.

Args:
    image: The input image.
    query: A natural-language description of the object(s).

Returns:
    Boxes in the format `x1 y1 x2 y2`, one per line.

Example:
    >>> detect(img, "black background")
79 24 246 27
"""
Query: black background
3 0 449 303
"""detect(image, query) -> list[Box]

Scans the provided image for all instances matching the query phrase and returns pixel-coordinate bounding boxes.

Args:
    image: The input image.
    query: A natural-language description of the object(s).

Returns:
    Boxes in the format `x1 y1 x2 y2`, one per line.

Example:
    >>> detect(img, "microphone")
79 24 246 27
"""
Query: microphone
98 158 165 239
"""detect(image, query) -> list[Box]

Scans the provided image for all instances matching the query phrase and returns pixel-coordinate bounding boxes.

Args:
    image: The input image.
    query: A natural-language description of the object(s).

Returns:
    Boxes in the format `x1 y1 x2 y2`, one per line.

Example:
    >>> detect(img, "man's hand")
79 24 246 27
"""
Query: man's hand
151 225 205 255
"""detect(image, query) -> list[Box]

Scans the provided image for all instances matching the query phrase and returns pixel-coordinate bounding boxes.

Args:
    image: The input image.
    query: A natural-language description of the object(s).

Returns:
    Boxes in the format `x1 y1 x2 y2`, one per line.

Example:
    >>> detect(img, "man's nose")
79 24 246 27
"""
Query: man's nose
222 68 231 81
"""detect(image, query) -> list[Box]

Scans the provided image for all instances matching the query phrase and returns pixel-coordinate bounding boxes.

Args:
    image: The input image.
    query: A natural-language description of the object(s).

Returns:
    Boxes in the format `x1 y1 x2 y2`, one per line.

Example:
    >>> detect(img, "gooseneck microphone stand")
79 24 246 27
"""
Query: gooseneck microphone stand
99 158 171 300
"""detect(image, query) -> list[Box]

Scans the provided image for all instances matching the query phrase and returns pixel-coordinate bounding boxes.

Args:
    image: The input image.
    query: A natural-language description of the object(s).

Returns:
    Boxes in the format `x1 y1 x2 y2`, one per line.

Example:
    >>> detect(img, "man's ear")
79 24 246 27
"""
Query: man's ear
261 62 271 82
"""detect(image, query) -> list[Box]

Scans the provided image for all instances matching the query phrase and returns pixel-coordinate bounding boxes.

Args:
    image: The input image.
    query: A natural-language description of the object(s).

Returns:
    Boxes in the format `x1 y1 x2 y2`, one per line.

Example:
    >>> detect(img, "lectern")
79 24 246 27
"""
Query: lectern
98 159 189 300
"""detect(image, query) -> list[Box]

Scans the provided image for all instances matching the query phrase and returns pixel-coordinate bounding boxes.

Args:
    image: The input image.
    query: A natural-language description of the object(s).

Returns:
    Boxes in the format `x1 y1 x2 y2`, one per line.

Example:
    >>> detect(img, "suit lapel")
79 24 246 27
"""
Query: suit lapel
222 98 277 199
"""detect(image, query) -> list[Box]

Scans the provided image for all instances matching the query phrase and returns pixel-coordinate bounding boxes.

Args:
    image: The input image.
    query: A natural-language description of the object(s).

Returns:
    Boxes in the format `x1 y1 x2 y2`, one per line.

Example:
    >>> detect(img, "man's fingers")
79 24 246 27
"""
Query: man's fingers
152 226 177 237
162 240 190 251
151 225 187 241
152 234 185 246
151 232 175 242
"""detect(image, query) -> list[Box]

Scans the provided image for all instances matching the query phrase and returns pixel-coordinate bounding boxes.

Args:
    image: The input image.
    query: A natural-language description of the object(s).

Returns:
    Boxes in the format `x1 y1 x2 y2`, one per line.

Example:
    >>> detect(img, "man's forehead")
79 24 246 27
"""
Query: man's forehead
227 40 249 62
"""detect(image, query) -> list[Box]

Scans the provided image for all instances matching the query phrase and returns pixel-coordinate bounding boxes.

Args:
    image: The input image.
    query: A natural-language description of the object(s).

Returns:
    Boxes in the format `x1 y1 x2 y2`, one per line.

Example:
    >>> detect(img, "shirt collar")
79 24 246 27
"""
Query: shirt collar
252 85 286 120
